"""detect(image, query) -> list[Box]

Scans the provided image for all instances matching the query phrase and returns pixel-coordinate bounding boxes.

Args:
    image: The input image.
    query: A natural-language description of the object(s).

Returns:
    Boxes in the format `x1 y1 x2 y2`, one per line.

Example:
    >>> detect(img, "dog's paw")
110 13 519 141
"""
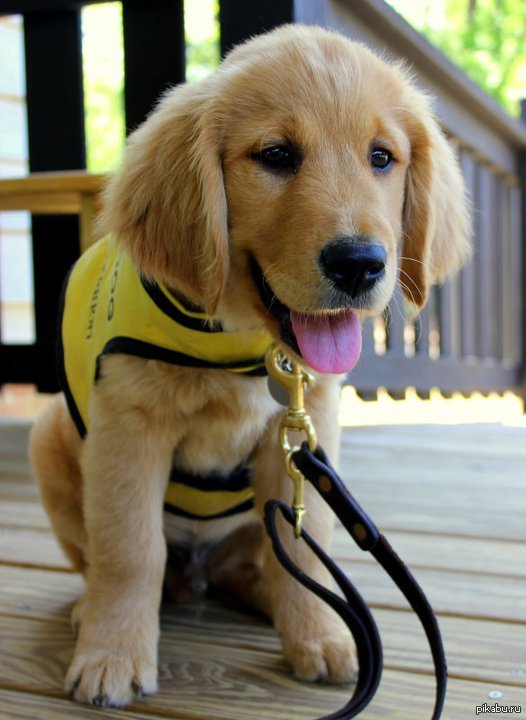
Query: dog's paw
65 642 158 707
282 631 358 684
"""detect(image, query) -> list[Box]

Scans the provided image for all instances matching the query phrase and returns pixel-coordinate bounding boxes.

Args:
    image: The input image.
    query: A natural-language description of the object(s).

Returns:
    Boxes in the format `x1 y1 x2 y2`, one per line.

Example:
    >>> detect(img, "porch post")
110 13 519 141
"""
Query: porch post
219 0 294 57
24 8 86 392
122 0 185 134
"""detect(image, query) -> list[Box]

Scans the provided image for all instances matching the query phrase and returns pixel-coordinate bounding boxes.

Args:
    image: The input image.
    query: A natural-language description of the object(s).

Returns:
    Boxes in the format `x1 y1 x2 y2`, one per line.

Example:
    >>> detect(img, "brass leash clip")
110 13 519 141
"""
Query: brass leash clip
265 344 317 538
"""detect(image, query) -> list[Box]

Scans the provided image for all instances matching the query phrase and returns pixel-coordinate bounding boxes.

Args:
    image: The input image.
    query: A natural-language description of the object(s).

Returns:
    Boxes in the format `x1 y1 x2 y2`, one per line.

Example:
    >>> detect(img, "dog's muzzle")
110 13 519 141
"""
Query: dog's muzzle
249 256 363 374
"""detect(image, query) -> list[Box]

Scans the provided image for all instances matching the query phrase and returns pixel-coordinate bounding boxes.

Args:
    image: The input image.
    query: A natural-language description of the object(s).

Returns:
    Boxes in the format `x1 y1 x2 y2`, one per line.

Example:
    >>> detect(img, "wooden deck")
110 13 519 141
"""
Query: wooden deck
1 417 525 719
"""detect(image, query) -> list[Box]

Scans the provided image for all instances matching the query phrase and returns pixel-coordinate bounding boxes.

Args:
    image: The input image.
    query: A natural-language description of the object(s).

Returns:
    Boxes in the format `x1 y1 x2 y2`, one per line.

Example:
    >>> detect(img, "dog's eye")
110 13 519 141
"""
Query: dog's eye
255 145 298 173
370 147 394 172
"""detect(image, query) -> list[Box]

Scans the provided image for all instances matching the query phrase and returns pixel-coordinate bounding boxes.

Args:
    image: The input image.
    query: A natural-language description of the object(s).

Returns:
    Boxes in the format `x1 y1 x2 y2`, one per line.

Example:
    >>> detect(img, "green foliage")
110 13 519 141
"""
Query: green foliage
388 0 526 117
82 3 125 172
82 0 221 172
186 36 220 84
185 0 220 84
84 76 125 173
430 0 526 115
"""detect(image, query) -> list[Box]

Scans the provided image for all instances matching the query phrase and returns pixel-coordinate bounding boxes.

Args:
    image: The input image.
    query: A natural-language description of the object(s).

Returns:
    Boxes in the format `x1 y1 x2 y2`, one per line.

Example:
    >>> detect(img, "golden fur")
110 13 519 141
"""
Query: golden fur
29 25 470 707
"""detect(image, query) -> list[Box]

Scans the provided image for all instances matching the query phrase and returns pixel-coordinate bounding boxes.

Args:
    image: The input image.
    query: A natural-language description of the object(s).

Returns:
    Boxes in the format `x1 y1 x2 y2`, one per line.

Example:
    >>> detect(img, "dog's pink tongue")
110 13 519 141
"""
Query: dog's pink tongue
290 309 362 374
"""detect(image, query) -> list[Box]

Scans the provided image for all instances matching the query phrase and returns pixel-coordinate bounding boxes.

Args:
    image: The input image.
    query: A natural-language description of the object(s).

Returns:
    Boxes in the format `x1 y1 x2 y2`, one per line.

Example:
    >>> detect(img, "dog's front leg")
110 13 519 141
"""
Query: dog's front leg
253 376 358 684
65 394 173 707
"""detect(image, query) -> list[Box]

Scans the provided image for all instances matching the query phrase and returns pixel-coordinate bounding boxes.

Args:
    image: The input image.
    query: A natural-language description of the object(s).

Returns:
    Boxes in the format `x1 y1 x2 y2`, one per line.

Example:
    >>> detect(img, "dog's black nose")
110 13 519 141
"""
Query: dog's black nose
320 238 386 299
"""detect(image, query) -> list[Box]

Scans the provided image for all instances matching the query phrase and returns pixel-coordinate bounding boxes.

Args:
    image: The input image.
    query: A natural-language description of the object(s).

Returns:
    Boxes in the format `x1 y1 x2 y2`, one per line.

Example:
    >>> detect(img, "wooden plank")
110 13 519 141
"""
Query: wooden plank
1 523 519 580
162 604 526 688
5 523 526 625
0 172 105 197
0 171 105 232
0 500 50 531
2 518 523 587
1 536 524 628
439 276 461 359
341 422 526 459
0 528 70 571
415 302 430 358
495 179 508 363
500 181 513 364
0 193 84 214
338 425 526 541
333 529 526 579
478 166 498 361
0 479 39 499
360 316 376 357
337 560 526 622
347 353 520 394
386 288 406 358
0 612 350 719
0 611 524 718
3 510 523 582
337 490 526 542
0 675 523 720
0 420 33 463
460 150 479 360
510 185 523 367
435 614 526 688
7 673 525 720
0 566 83 623
338 478 526 539
520 100 526 400
0 688 172 720
437 140 462 361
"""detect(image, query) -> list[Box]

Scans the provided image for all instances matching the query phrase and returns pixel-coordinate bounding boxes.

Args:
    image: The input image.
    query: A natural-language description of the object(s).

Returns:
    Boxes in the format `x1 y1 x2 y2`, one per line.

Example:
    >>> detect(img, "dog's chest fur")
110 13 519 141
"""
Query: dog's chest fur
100 354 279 549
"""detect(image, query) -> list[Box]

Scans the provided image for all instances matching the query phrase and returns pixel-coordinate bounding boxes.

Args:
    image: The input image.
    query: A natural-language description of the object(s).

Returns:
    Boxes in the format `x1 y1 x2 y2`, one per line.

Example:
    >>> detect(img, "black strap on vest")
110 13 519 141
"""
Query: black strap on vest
264 442 446 720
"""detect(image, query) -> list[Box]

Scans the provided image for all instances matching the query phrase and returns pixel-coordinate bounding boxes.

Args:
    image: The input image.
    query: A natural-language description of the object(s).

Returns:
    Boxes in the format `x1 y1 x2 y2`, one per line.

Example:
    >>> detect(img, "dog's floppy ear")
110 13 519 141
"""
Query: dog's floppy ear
99 82 228 316
400 97 471 309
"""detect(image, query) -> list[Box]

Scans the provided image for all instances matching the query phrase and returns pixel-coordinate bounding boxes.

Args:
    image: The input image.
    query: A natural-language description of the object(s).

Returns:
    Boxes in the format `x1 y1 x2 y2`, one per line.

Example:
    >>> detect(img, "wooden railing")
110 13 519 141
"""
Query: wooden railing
0 172 105 252
1 0 525 398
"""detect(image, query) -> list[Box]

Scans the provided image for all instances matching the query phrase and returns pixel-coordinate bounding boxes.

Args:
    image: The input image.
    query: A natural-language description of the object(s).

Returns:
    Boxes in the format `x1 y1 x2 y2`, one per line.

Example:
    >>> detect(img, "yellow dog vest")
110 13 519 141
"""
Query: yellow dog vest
58 236 272 520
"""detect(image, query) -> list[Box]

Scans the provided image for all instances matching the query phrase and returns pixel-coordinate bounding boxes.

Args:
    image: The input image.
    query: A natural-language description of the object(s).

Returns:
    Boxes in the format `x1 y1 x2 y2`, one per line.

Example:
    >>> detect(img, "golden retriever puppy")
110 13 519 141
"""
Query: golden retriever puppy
29 24 470 707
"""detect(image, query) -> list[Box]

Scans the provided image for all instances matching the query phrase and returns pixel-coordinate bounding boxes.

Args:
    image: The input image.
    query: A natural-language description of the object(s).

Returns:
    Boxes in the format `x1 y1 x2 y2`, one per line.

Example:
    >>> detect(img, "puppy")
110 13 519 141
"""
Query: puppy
29 24 470 707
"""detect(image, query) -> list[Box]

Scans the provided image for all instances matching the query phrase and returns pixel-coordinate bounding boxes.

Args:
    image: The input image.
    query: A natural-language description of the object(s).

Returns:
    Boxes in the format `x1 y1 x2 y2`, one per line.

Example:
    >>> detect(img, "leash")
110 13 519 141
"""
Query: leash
264 345 447 719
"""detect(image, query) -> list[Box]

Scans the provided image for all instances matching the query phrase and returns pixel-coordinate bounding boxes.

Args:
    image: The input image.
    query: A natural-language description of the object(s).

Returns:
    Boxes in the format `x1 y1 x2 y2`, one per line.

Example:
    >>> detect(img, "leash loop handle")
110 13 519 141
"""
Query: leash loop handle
264 499 382 719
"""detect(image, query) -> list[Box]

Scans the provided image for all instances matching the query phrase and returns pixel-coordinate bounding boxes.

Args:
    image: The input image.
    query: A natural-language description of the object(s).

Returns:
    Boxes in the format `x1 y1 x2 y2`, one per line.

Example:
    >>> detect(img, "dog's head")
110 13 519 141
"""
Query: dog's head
100 25 470 374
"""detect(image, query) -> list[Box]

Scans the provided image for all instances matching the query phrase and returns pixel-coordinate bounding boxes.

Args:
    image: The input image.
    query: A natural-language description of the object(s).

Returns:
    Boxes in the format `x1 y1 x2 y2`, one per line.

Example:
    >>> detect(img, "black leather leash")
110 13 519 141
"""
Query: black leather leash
264 441 447 720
